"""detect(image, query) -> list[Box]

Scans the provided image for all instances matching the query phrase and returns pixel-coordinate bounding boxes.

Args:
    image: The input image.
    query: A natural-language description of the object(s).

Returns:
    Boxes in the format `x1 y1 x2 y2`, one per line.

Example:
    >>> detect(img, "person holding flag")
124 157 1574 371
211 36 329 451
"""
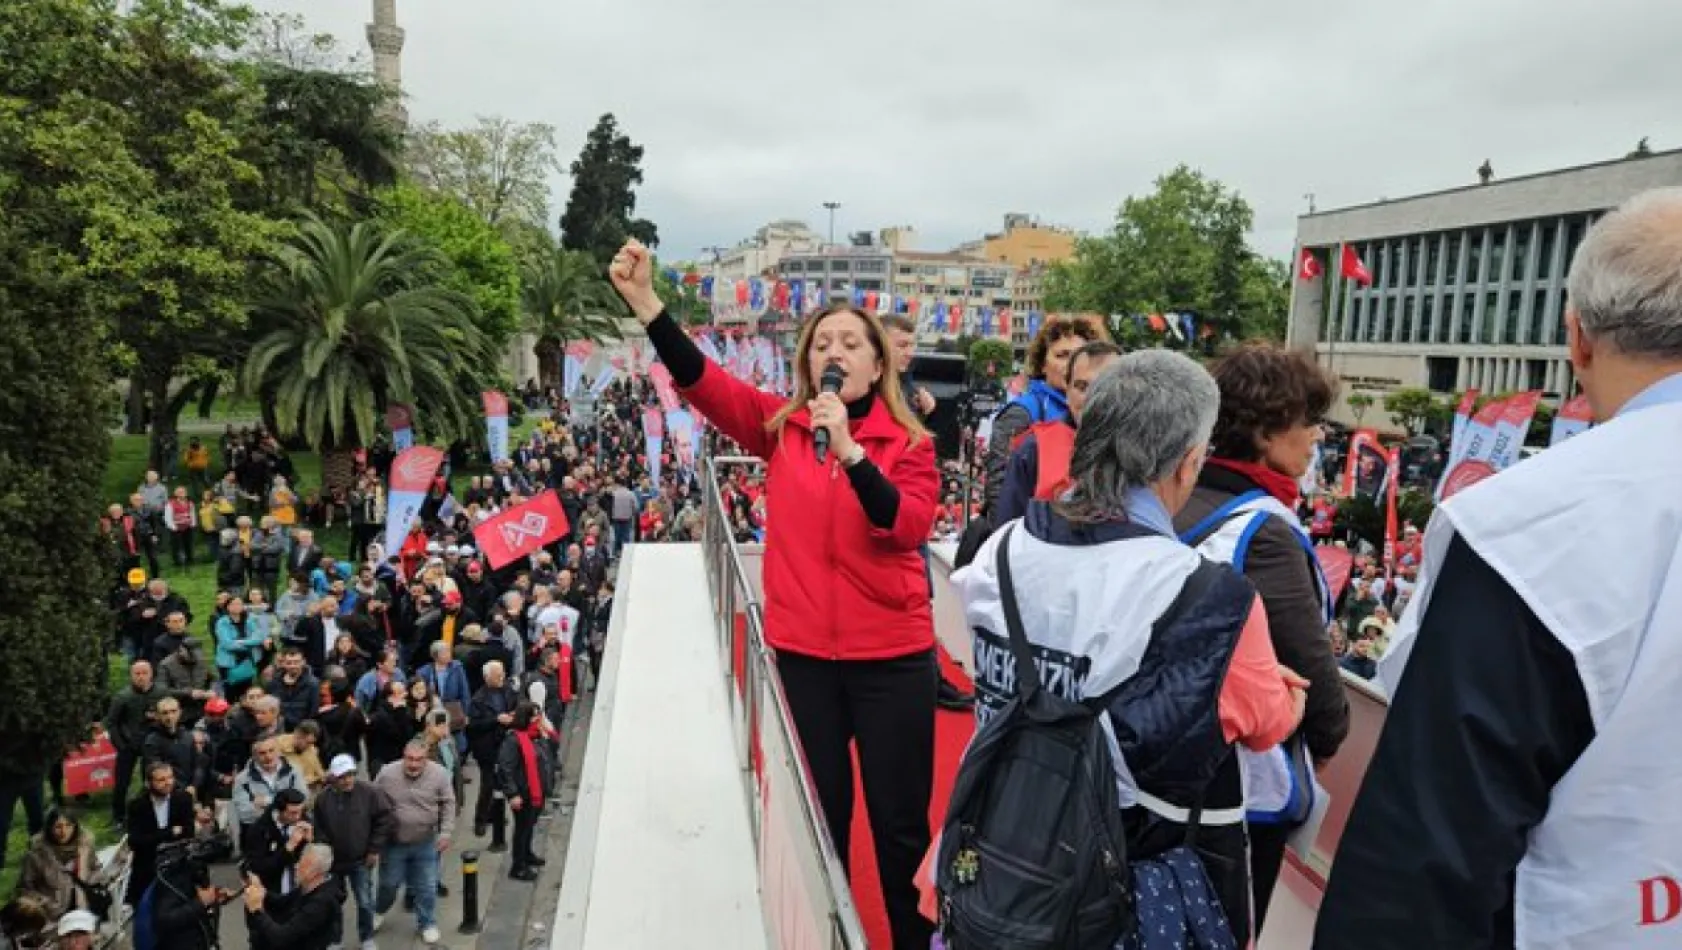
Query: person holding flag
1318 188 1682 949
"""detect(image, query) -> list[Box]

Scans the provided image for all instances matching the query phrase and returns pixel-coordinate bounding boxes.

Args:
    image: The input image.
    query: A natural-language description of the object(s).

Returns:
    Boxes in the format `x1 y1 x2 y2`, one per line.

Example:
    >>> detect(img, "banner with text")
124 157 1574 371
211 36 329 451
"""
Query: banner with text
473 489 571 570
384 445 445 562
649 363 681 412
643 407 665 486
666 409 697 475
386 403 414 451
1551 393 1593 445
1436 396 1507 501
483 390 509 464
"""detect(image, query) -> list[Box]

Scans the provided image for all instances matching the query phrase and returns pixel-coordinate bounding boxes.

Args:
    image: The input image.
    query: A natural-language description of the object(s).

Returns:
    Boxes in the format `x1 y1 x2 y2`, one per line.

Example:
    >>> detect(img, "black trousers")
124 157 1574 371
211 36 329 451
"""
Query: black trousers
511 804 539 870
1249 819 1291 937
778 648 936 950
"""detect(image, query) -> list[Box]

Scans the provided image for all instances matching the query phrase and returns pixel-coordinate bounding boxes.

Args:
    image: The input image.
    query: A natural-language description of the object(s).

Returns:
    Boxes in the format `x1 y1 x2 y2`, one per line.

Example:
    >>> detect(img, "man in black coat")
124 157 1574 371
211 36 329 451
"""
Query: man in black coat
286 529 323 577
243 843 342 950
466 661 519 845
241 788 310 895
125 761 196 904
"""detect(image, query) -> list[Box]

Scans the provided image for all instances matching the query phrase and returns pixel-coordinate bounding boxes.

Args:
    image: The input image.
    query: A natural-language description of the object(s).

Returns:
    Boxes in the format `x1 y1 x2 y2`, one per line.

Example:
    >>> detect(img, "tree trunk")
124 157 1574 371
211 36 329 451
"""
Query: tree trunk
320 446 359 496
146 374 181 478
124 376 148 434
533 337 561 390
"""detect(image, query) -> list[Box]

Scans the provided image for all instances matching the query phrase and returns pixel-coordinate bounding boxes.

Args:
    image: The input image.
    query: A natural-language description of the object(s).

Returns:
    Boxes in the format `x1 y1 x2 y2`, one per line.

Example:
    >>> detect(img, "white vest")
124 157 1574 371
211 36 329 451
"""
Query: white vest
1380 398 1682 949
1183 492 1327 819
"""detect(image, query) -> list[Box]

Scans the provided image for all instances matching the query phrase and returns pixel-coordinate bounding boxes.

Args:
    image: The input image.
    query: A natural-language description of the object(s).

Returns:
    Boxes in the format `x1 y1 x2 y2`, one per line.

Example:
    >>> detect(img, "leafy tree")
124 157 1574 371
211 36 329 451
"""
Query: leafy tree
1347 392 1375 426
406 116 559 230
523 248 624 387
1383 387 1449 436
968 338 1014 382
0 0 141 774
559 113 659 265
1334 489 1436 551
1044 165 1289 342
244 62 400 213
375 183 522 348
242 216 493 489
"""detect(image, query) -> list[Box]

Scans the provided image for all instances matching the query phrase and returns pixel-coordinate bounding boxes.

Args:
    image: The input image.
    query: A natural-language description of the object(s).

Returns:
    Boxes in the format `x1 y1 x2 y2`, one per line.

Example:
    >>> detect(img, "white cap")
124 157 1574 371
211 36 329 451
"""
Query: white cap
426 542 442 554
459 546 476 557
59 910 99 935
328 754 357 778
445 545 461 556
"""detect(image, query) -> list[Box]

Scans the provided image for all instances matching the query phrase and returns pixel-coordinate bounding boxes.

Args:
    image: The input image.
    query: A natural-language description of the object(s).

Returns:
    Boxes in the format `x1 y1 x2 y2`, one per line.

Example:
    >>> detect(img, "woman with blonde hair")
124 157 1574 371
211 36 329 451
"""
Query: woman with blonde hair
981 313 1109 515
611 239 940 949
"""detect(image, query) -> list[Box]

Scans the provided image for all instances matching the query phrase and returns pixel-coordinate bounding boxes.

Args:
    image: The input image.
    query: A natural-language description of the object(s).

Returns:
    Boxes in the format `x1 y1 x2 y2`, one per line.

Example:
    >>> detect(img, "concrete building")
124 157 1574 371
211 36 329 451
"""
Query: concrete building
1288 149 1682 425
776 244 897 299
953 213 1078 269
890 251 1015 342
711 220 824 284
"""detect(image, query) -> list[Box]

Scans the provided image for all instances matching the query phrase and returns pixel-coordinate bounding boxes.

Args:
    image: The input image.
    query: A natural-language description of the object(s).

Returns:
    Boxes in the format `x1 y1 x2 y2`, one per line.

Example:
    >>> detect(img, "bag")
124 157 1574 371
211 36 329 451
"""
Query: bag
72 873 114 922
443 700 468 733
952 511 994 571
936 526 1216 949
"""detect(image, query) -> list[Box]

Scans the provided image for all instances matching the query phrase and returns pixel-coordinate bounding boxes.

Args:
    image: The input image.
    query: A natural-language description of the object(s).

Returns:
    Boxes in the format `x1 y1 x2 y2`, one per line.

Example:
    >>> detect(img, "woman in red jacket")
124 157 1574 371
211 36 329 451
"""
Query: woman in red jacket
612 240 939 949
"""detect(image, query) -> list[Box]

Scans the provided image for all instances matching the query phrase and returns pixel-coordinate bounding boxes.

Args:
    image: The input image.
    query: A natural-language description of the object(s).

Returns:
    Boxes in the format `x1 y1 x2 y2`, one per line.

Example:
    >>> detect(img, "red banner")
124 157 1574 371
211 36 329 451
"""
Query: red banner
1316 546 1355 603
384 403 414 432
1383 446 1401 579
389 446 445 494
481 390 509 418
642 406 665 439
472 489 571 570
649 363 681 412
63 731 118 798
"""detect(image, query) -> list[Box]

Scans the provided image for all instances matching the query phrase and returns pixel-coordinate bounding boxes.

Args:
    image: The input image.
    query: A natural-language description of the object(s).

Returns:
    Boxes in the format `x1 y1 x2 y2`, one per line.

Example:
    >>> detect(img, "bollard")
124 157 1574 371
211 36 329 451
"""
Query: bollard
458 849 482 934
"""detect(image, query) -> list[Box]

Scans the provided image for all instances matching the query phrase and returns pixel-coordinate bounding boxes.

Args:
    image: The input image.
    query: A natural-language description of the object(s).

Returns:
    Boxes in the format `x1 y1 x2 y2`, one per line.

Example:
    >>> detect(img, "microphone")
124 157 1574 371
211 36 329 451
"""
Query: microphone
814 363 845 463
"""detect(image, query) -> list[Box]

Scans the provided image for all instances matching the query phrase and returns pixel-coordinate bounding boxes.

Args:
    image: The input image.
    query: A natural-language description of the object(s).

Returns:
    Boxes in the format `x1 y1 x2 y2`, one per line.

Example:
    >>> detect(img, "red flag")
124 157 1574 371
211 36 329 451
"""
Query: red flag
481 390 508 418
384 403 414 432
1383 446 1401 579
389 446 445 493
1297 247 1323 281
1315 546 1354 602
473 490 571 570
1341 244 1373 286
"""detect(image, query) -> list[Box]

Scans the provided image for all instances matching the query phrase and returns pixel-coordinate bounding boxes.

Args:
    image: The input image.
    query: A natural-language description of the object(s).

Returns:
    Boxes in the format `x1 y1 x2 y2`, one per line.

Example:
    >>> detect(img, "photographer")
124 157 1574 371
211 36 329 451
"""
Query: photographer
150 841 231 950
243 844 341 950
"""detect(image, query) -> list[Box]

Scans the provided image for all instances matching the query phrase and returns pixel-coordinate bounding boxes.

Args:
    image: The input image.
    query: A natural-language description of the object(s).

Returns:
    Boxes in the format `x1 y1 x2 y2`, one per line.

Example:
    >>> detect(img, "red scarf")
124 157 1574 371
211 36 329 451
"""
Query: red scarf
1205 457 1301 508
514 724 544 807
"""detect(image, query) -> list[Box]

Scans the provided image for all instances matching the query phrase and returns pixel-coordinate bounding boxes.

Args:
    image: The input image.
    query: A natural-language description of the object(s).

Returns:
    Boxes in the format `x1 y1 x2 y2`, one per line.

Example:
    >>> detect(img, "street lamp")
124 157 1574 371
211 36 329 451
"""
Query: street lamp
822 201 841 246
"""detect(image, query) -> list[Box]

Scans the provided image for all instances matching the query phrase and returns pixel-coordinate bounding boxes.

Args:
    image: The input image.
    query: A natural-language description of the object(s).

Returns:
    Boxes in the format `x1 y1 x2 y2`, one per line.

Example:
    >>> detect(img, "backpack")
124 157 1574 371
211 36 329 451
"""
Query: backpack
936 524 1215 949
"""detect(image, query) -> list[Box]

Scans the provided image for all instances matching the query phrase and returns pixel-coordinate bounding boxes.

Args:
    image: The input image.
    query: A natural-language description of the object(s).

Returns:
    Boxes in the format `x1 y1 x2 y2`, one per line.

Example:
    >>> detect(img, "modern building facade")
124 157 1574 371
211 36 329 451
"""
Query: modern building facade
1287 149 1682 425
711 220 824 284
953 213 1078 269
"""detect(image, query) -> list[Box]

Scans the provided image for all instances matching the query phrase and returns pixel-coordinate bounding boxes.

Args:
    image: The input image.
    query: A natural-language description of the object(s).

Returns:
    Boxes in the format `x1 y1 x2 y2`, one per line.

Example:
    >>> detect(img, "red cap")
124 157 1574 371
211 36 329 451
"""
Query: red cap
443 589 463 607
204 697 230 715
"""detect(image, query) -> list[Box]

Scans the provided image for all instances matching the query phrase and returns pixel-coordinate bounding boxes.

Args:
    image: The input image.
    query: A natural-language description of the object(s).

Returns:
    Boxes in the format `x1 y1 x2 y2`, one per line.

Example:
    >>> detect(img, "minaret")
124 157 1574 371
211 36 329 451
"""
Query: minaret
367 0 408 128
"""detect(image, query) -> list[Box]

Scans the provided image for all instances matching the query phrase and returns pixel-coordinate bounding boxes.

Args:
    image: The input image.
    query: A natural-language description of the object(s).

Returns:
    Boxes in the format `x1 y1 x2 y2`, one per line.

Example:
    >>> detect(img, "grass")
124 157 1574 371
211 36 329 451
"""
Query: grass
5 420 555 895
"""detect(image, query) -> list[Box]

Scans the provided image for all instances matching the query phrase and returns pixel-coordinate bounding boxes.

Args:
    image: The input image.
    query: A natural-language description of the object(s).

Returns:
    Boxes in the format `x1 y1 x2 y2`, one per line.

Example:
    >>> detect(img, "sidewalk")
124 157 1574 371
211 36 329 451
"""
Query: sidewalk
212 695 591 949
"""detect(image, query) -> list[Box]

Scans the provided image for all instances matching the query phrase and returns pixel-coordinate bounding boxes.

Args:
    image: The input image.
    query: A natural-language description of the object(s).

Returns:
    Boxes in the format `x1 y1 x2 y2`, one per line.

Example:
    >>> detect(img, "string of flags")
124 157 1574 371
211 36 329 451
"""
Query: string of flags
660 269 1220 343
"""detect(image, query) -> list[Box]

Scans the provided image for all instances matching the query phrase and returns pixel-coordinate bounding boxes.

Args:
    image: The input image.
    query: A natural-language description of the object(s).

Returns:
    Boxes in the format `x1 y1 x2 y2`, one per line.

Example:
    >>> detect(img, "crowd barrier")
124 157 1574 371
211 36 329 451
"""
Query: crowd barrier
699 455 869 949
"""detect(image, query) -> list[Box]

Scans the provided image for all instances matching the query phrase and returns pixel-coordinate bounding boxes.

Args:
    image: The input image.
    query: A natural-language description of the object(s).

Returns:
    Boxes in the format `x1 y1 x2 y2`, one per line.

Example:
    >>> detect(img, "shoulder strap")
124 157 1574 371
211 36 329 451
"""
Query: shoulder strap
1177 489 1270 546
992 524 1043 701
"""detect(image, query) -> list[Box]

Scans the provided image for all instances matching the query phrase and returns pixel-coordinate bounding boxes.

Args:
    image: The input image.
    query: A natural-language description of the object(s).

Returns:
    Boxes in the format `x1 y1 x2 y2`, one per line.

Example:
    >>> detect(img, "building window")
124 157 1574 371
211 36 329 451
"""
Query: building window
1426 356 1458 393
783 261 804 273
1552 294 1569 343
1482 291 1500 342
1444 233 1462 285
1489 231 1507 284
1422 295 1437 342
1386 242 1402 289
856 278 883 291
1467 231 1484 284
1459 294 1477 343
829 278 848 291
1528 290 1548 345
1511 224 1531 282
831 260 852 273
897 264 915 275
856 259 887 274
1537 222 1558 280
1504 291 1523 344
1425 236 1440 287
1402 297 1417 342
1564 218 1588 273
1379 297 1395 342
1526 359 1548 391
1406 238 1421 286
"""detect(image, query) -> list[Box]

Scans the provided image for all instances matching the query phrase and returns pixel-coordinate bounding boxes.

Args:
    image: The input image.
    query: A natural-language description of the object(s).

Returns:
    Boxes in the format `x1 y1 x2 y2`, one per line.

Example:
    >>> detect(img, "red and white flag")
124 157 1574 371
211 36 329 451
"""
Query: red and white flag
1340 244 1373 286
383 446 445 563
473 489 571 570
1297 247 1323 281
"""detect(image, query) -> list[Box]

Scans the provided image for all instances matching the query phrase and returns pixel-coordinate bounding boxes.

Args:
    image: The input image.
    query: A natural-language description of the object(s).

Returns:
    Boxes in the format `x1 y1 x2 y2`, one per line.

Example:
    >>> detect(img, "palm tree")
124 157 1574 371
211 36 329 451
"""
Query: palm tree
242 215 492 491
523 248 624 388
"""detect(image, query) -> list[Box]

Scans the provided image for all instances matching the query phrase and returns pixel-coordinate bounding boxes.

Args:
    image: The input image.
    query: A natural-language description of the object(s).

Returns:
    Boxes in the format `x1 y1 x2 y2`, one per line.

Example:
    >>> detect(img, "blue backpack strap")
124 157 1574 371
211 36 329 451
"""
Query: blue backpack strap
1177 489 1270 546
1229 511 1273 574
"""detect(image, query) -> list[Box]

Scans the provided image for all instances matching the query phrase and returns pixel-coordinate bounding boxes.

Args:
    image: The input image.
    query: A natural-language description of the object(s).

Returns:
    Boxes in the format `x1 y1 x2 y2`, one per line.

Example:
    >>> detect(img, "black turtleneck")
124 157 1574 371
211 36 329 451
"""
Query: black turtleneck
643 311 901 530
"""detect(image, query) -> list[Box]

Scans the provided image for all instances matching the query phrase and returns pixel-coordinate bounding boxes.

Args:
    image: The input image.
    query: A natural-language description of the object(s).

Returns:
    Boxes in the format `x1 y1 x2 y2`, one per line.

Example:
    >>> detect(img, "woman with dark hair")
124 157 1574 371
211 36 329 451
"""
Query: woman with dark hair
496 701 552 881
981 313 1109 515
1172 342 1350 935
15 807 102 919
611 239 940 949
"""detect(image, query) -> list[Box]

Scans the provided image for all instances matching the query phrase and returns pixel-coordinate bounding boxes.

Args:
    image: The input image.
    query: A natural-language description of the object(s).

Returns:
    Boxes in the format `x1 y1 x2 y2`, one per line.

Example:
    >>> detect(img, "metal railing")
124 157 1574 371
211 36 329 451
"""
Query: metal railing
699 455 869 950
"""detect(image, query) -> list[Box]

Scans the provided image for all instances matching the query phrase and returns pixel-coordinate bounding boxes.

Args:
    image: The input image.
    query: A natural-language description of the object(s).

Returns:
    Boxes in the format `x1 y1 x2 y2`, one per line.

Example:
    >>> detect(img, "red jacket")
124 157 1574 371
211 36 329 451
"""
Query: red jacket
684 362 939 661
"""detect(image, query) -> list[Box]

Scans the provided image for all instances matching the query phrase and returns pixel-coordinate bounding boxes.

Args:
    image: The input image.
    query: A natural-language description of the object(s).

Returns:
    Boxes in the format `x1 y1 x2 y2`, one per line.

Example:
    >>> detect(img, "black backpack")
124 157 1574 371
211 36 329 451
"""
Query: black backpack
937 524 1215 949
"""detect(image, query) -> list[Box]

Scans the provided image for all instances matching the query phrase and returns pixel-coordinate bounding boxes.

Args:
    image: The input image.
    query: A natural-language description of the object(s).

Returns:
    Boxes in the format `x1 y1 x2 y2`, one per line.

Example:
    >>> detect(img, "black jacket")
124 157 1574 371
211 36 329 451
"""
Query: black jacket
466 684 518 763
150 867 220 950
496 730 554 804
1313 535 1594 949
311 780 395 873
125 790 195 903
241 815 305 894
246 878 343 950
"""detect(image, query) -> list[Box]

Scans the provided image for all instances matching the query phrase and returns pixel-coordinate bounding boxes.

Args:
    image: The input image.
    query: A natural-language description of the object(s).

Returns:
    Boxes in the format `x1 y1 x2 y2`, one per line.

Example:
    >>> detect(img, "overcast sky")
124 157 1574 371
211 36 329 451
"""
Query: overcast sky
257 0 1678 263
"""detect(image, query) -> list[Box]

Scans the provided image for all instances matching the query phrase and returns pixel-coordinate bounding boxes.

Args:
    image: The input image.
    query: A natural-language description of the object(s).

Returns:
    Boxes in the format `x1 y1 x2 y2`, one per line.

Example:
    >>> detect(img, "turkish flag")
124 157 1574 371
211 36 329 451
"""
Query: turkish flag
473 489 571 570
1297 247 1323 281
1341 244 1373 286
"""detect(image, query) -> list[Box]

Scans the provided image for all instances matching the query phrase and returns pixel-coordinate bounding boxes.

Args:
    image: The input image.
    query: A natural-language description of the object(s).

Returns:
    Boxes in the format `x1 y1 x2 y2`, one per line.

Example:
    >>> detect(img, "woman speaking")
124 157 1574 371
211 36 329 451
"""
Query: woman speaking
610 240 940 949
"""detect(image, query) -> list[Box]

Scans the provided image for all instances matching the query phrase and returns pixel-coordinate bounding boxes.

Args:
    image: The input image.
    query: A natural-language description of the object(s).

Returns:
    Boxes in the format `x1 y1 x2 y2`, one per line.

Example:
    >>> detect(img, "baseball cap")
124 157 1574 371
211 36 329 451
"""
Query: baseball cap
328 754 357 778
445 544 461 556
59 909 99 935
460 545 476 557
426 541 442 554
127 568 147 586
204 697 230 715
442 589 463 607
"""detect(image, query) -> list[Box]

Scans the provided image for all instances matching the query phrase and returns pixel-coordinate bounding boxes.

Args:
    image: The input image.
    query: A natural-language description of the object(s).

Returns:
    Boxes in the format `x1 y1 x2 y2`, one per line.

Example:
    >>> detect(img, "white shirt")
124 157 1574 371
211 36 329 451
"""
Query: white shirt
151 796 169 829
322 615 339 659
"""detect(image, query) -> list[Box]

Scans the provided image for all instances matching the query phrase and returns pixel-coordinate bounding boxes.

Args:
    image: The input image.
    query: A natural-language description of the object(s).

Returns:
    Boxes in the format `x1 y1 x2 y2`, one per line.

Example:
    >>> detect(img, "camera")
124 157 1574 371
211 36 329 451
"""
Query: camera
156 833 233 890
957 379 1005 431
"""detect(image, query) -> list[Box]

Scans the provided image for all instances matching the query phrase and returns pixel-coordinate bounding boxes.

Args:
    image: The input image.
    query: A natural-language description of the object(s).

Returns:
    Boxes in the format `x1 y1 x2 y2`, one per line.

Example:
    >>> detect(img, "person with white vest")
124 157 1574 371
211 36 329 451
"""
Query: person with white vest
1315 187 1682 949
957 349 1307 946
1174 343 1349 936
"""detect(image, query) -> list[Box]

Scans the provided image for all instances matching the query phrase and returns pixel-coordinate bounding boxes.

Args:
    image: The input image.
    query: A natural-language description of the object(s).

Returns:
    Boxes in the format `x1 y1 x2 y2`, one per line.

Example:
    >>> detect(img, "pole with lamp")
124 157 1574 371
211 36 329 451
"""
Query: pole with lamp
822 201 841 246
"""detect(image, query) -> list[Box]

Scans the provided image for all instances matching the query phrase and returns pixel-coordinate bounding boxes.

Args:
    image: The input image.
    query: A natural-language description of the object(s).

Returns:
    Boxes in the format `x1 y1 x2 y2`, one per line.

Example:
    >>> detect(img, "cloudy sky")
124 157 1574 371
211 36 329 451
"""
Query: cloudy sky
258 0 1677 262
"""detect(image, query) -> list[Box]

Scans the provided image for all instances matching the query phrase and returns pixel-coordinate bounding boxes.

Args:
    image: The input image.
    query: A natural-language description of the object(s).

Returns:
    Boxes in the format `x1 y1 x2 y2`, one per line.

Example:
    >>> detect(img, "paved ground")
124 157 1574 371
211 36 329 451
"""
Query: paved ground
207 695 592 949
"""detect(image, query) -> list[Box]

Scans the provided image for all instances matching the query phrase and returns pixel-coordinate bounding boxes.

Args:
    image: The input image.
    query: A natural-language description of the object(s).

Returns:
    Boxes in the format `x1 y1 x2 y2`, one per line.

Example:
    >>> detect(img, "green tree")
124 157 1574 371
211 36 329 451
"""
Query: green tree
1044 165 1289 342
0 0 141 774
242 216 493 489
522 248 624 386
968 338 1014 382
375 183 522 348
1383 387 1449 436
406 116 559 230
559 113 659 265
1347 392 1375 427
